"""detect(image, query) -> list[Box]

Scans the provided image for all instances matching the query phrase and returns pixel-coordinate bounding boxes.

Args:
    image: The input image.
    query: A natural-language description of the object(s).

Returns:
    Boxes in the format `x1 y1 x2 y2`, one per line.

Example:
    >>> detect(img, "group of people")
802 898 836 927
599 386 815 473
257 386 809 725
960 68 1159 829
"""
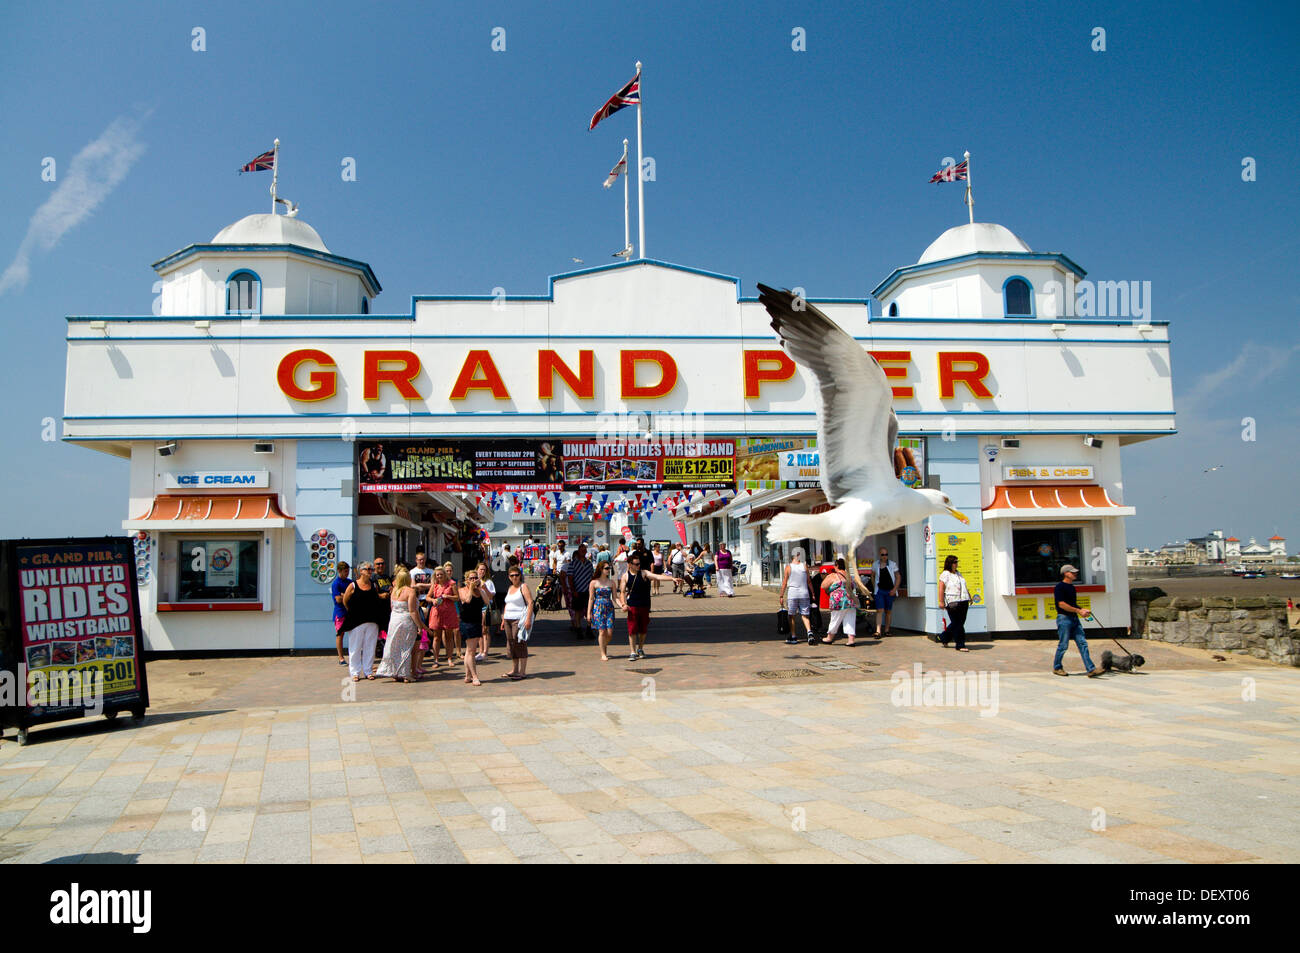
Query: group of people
544 537 682 661
778 545 936 647
331 537 1103 681
332 548 535 687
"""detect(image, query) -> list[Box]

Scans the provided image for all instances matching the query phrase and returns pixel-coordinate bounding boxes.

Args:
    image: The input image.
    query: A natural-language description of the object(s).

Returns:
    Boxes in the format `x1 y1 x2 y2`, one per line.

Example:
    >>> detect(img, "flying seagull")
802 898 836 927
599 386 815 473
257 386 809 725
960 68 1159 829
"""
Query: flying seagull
757 284 969 569
1203 465 1223 473
571 257 584 264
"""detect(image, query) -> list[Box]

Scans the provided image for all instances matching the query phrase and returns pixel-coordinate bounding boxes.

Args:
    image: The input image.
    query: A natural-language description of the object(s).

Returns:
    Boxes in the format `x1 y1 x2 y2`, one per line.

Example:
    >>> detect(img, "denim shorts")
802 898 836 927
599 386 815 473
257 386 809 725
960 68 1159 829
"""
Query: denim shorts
787 594 810 616
875 589 896 611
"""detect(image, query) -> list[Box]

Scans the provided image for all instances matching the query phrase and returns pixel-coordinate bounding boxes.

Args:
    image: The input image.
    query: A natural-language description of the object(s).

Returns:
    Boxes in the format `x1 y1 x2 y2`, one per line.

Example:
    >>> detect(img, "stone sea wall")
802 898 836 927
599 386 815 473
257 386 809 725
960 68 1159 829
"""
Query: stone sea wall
1129 587 1299 666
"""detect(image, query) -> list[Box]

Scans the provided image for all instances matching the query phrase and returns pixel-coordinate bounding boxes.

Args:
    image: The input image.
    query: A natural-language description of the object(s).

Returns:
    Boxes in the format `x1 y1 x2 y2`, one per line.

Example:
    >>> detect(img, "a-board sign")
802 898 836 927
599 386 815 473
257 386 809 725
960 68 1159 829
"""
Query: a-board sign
0 537 149 744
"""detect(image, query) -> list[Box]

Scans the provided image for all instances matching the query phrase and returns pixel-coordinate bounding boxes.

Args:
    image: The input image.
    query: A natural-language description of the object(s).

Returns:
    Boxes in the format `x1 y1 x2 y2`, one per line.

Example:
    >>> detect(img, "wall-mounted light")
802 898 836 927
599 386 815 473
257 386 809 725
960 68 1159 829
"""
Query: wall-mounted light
157 442 179 457
1083 435 1104 449
88 320 107 332
1136 324 1154 335
1050 323 1067 335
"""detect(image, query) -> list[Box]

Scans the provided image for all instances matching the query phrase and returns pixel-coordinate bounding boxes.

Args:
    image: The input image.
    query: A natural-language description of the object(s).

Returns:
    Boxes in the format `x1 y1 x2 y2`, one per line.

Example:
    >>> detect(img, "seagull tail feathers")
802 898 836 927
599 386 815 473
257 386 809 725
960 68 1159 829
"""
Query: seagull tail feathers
767 511 838 544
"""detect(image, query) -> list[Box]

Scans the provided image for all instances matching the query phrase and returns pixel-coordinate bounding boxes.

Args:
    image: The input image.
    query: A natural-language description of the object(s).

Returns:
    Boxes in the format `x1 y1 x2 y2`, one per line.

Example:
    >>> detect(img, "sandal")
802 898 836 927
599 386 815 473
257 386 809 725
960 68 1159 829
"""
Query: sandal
366 675 376 680
352 675 361 682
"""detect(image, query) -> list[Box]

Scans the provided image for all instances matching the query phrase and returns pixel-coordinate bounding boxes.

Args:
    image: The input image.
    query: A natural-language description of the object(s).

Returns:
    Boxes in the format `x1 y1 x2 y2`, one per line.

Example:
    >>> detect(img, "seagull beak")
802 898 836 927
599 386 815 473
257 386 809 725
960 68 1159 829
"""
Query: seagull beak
947 507 970 524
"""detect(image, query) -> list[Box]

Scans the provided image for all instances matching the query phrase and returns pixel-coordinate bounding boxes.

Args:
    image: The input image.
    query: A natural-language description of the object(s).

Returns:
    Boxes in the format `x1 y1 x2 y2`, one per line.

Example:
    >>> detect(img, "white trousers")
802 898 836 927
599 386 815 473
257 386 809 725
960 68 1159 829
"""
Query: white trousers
828 607 856 636
347 622 379 678
717 568 734 596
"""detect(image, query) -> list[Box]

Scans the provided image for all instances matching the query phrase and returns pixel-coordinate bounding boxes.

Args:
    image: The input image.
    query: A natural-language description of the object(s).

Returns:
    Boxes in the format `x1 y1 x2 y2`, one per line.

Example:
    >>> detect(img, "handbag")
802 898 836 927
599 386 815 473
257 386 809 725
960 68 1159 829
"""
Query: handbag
777 608 791 635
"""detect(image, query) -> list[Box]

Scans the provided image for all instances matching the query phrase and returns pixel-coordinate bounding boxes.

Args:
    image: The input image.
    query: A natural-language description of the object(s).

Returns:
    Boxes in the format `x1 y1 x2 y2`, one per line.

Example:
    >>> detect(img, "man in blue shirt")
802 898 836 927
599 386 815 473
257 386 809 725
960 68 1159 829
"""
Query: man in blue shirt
1053 564 1102 677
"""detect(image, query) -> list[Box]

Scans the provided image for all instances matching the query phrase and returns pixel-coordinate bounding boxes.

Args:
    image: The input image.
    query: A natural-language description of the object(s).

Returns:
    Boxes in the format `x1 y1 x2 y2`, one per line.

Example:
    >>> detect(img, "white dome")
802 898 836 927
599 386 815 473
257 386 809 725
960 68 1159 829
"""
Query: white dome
212 213 329 252
918 222 1030 265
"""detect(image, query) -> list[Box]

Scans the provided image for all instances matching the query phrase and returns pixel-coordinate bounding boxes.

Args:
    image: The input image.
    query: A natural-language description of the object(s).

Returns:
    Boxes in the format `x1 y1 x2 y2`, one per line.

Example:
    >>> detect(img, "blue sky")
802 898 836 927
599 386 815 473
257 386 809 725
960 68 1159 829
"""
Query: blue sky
1 0 1296 548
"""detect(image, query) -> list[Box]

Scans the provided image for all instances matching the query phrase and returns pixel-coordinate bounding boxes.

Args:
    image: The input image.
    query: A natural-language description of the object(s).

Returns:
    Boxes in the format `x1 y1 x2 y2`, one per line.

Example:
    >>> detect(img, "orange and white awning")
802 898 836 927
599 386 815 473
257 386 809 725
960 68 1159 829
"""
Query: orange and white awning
983 484 1134 520
124 494 293 530
745 506 786 525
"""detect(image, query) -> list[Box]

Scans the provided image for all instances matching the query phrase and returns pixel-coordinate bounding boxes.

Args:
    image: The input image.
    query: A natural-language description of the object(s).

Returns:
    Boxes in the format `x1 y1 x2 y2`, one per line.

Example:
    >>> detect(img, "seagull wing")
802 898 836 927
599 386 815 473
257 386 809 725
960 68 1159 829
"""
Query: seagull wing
757 284 897 504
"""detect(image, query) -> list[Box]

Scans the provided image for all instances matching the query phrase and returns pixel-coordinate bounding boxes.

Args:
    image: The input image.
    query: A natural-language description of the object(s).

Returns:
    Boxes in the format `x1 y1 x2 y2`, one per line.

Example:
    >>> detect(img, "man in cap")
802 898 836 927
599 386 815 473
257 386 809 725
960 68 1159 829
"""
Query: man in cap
1053 564 1102 677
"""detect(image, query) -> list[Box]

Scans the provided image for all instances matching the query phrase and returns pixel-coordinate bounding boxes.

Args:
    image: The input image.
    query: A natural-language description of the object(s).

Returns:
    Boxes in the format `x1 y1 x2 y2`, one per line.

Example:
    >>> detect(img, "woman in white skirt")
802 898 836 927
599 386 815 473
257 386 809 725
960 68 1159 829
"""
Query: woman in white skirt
715 543 735 597
342 562 383 681
376 569 420 681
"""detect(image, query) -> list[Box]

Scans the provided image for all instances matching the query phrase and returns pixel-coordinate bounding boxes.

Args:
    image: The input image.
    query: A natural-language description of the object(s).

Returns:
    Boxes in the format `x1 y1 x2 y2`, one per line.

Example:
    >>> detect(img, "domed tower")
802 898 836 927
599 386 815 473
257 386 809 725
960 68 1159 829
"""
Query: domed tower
151 212 381 316
871 222 1085 320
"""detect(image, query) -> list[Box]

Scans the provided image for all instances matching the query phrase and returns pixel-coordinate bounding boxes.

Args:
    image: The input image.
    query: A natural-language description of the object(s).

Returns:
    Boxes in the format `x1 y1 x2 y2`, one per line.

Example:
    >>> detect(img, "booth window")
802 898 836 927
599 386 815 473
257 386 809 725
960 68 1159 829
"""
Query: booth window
1012 526 1081 585
1003 276 1033 317
226 270 261 315
176 537 261 601
728 517 740 543
521 521 548 537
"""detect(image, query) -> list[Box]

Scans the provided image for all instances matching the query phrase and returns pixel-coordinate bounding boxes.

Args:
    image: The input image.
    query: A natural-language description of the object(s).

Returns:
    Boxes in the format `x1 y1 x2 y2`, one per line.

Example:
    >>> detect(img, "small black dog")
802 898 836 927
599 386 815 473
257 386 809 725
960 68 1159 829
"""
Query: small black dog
1101 649 1145 673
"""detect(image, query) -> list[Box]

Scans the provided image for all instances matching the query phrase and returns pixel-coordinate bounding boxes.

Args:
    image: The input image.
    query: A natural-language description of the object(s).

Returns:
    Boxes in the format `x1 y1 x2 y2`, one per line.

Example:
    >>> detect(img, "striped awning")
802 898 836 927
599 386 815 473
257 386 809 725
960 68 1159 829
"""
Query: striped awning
123 494 293 530
983 484 1134 519
745 506 785 525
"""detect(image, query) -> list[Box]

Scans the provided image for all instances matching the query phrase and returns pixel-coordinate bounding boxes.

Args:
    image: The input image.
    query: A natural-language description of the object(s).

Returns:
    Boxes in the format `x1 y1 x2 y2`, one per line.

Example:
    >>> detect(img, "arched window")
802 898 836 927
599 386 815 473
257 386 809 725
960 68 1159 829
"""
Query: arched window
1003 276 1033 317
888 301 898 317
361 297 369 315
226 270 261 315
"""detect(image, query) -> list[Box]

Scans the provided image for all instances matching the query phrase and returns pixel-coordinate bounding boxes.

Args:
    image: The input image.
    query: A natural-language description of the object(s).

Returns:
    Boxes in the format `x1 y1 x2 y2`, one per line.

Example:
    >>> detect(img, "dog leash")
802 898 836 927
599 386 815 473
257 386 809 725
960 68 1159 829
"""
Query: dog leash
1086 610 1133 657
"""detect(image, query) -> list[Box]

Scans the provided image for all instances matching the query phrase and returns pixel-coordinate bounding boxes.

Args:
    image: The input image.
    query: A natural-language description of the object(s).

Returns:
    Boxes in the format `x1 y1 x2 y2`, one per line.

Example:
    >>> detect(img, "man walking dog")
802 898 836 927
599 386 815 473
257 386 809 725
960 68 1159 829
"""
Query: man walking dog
1053 564 1102 677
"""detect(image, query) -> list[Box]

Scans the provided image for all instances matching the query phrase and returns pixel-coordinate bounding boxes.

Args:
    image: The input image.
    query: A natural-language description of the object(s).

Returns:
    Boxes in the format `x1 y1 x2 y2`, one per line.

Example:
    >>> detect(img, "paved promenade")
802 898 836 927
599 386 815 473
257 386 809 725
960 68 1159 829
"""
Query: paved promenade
2 586 1297 864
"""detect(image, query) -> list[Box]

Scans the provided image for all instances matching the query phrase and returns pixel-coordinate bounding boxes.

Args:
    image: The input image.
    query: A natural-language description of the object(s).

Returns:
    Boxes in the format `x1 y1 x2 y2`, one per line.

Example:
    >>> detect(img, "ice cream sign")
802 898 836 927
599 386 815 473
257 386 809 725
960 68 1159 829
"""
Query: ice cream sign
164 470 270 489
1002 465 1095 482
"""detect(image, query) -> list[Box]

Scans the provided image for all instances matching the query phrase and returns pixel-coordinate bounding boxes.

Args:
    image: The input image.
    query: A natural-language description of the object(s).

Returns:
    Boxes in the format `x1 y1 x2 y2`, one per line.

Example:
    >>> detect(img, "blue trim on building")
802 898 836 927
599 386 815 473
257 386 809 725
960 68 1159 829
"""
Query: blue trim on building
151 243 382 296
872 251 1088 298
63 409 1176 421
63 429 1179 443
65 332 1167 345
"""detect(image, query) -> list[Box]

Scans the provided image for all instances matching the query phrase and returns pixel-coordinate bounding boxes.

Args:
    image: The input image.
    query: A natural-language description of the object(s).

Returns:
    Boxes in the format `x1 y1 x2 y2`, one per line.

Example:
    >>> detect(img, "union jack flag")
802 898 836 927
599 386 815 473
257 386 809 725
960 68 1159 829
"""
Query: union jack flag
240 149 275 174
589 70 640 131
929 158 968 183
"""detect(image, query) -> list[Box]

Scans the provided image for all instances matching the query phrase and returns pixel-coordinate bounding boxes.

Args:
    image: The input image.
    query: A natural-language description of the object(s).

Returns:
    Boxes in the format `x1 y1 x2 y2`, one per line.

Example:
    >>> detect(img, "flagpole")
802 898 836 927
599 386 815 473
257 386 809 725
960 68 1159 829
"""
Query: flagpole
964 150 973 225
635 61 645 259
271 138 280 215
622 138 630 254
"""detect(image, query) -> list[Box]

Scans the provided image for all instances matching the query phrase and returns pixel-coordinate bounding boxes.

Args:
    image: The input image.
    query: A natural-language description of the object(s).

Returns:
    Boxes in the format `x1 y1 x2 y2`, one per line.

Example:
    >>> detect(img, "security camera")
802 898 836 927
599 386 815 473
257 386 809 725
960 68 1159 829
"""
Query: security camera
157 442 178 457
1083 436 1104 449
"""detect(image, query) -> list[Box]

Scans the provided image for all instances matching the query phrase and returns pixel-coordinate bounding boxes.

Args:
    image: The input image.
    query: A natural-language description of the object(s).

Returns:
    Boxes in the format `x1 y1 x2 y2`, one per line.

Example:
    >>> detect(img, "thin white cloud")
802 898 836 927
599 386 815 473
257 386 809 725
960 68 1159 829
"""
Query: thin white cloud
0 114 148 296
1178 340 1300 418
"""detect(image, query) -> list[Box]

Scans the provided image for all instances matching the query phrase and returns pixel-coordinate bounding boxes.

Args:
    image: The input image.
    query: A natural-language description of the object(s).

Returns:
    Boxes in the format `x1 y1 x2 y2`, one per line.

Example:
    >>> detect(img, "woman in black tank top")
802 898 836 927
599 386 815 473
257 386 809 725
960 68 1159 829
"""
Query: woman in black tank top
617 553 674 661
458 575 487 686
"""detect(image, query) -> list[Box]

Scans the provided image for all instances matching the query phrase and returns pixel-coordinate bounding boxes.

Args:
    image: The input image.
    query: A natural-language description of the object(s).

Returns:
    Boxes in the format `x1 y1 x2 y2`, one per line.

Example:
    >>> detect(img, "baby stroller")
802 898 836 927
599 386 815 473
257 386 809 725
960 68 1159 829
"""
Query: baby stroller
535 574 563 612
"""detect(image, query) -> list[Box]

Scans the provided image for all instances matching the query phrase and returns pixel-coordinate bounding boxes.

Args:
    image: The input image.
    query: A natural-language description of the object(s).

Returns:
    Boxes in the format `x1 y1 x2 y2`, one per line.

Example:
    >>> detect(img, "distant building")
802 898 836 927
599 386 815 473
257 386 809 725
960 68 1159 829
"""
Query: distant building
1127 531 1286 568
